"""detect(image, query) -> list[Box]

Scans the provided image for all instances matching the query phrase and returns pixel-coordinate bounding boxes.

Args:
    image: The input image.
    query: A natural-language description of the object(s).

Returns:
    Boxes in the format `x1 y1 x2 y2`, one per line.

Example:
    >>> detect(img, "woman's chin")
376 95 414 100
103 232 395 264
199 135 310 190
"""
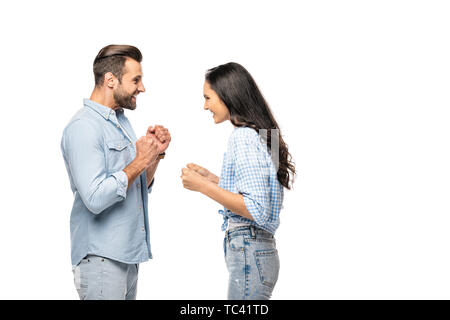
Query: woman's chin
213 114 228 124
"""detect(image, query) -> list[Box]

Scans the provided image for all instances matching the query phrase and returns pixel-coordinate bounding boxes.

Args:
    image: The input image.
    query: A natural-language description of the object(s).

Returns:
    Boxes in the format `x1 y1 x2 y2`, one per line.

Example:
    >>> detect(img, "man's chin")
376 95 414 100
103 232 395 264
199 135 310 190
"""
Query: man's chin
122 103 137 110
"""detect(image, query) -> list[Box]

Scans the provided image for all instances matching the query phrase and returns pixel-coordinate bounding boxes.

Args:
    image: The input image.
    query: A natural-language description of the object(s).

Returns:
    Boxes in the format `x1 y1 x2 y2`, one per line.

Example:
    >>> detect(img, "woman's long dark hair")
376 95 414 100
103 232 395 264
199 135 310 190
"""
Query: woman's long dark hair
205 62 296 189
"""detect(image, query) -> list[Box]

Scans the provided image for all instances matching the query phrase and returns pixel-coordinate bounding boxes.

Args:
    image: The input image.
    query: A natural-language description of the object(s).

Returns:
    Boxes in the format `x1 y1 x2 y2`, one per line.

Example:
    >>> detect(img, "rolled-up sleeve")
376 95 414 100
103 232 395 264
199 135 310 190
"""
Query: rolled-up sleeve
62 120 128 214
231 131 271 227
111 171 128 198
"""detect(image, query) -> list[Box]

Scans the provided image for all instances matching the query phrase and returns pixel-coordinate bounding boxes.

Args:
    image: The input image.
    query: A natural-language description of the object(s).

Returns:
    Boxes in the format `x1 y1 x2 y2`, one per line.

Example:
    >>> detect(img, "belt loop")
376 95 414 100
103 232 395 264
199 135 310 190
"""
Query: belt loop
250 226 256 239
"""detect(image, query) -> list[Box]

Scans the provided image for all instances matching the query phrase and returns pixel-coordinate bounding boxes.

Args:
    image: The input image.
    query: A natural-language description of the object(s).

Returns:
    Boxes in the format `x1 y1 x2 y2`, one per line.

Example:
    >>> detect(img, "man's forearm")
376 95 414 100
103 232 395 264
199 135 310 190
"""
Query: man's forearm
146 159 160 187
123 158 147 189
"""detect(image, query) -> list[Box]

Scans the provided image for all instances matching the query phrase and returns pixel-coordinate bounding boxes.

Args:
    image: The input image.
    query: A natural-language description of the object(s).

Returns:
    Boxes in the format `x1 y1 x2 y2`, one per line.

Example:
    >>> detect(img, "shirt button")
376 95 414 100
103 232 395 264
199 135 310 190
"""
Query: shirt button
137 183 141 188
141 227 145 232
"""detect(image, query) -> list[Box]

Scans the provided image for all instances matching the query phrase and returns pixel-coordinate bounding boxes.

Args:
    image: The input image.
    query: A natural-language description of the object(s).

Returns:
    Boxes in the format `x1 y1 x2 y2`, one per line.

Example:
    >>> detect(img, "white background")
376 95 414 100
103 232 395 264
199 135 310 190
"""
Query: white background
0 0 449 299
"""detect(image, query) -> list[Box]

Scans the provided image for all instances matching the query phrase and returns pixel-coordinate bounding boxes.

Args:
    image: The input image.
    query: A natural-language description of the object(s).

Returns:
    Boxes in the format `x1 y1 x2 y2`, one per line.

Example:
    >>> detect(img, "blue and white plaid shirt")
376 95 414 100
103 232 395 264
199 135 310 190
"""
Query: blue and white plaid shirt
218 127 284 234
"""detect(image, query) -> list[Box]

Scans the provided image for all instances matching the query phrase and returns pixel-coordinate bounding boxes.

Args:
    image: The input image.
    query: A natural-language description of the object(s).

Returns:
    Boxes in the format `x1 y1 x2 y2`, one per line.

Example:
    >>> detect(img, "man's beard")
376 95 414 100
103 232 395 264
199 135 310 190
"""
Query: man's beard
113 86 136 110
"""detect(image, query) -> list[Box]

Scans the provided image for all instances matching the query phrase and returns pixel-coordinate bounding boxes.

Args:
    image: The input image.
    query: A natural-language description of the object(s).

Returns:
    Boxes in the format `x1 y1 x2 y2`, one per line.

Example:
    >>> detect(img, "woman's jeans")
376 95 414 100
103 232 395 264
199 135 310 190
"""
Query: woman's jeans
72 255 139 300
224 226 280 300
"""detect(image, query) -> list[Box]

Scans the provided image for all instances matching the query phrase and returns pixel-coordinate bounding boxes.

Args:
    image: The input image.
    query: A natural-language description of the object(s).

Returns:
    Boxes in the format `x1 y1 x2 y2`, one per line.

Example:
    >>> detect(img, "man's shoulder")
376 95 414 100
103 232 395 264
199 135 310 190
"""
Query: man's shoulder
65 105 105 129
63 108 102 138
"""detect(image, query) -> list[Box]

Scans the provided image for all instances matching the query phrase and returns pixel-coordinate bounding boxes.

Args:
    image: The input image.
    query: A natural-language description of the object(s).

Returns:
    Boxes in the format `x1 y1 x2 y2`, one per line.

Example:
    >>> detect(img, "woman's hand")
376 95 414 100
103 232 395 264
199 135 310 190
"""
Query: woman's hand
181 167 211 192
186 163 219 184
180 164 253 220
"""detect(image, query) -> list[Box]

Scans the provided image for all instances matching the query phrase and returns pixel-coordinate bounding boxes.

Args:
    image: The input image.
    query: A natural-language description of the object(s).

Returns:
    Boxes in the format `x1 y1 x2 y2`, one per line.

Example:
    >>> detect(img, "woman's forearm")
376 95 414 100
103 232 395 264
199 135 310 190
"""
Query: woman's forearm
200 181 254 220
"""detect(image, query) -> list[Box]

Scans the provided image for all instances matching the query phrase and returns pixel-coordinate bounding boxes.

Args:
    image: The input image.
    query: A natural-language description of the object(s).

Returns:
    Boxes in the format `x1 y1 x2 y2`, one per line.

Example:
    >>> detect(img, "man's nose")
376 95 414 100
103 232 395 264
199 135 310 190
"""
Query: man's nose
139 83 146 93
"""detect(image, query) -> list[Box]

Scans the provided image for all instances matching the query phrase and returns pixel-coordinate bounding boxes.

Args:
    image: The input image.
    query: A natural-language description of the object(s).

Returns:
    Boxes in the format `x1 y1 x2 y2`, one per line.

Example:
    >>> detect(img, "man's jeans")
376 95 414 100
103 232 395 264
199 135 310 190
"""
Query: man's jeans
72 255 139 300
224 226 280 300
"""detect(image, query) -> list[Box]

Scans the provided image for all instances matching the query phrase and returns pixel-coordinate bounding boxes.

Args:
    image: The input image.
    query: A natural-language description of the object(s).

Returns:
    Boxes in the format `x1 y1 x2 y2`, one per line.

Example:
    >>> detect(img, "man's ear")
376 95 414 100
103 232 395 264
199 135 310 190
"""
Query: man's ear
104 72 116 88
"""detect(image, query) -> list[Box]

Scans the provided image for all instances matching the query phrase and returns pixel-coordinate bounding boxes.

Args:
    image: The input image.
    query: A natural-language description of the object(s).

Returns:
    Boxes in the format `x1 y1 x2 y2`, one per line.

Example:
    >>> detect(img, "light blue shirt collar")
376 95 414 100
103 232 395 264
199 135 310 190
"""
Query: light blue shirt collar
83 98 124 120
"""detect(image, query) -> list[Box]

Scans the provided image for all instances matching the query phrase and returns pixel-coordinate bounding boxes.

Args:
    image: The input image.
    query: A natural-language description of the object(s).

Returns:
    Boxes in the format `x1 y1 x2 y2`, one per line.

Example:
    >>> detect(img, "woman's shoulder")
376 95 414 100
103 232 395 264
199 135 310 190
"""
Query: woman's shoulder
230 126 259 144
227 126 268 156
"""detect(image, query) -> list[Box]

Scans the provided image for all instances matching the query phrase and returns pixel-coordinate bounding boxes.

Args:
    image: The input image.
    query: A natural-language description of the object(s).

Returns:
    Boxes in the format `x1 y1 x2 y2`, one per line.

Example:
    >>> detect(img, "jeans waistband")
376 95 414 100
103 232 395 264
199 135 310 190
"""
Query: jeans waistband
225 225 275 240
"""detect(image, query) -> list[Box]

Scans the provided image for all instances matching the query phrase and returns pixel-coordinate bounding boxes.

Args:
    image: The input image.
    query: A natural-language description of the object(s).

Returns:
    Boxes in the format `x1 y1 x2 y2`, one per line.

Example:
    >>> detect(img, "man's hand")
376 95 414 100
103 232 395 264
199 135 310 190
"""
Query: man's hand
147 125 171 153
123 136 159 188
136 135 159 168
186 163 219 184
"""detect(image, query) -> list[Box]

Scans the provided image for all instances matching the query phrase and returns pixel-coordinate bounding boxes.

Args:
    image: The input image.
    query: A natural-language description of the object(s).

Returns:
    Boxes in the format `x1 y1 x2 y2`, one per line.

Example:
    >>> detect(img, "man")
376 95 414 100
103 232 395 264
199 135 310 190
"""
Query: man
61 44 171 300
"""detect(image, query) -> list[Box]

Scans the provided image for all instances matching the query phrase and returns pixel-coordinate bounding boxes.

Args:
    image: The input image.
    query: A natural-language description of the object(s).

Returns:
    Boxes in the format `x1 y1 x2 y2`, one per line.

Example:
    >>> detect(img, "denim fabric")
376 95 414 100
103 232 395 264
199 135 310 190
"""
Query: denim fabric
61 99 153 266
72 255 139 300
224 226 280 300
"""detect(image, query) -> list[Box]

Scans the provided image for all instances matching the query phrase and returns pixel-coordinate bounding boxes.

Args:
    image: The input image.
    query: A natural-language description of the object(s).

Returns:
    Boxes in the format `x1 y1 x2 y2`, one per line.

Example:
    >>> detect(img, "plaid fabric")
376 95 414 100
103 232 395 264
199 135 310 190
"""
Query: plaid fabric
218 127 284 234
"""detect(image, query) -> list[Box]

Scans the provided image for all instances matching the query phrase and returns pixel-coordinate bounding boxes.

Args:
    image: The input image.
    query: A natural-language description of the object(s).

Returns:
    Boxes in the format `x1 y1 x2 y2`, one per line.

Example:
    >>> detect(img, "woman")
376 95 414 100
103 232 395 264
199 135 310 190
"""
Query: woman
181 62 295 300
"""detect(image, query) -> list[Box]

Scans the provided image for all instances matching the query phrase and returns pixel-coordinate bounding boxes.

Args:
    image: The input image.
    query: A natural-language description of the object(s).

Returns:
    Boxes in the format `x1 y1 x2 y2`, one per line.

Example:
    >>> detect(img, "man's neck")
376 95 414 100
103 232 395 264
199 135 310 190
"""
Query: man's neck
90 88 119 110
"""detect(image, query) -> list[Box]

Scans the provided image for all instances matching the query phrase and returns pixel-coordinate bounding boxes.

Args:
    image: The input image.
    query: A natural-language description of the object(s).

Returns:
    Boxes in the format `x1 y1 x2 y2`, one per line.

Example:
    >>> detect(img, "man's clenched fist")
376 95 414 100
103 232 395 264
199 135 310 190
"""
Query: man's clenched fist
136 135 159 168
147 125 171 153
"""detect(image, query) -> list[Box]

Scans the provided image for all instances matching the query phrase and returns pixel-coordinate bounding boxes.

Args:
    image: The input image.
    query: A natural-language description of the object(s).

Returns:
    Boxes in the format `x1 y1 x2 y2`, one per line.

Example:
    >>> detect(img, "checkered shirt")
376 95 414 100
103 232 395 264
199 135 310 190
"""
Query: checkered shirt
218 127 284 234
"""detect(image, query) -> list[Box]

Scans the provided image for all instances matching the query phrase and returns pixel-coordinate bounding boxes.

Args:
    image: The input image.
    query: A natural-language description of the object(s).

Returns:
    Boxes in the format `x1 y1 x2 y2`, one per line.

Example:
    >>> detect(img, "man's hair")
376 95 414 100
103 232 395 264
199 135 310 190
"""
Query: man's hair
93 44 142 87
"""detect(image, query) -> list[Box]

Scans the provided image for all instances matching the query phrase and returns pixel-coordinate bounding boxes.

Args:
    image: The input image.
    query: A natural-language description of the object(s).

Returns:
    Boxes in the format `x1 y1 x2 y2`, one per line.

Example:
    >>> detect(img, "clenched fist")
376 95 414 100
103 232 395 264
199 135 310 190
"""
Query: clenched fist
136 135 159 168
180 167 209 192
147 125 171 153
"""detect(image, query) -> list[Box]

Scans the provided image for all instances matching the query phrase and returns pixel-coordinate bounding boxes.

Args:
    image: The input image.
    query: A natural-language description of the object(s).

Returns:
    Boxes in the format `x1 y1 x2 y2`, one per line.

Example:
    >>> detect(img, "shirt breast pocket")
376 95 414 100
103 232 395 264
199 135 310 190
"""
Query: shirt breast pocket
106 139 132 173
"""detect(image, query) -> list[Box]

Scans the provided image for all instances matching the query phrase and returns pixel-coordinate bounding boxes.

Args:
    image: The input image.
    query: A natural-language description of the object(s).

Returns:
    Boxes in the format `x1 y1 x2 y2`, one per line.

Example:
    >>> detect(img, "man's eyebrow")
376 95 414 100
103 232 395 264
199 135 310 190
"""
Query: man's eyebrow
133 75 142 81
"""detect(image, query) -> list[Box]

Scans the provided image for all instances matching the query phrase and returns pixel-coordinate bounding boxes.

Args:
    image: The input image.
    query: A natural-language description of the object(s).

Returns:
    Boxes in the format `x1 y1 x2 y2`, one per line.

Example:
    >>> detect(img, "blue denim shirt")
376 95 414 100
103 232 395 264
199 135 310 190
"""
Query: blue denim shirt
61 99 153 266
